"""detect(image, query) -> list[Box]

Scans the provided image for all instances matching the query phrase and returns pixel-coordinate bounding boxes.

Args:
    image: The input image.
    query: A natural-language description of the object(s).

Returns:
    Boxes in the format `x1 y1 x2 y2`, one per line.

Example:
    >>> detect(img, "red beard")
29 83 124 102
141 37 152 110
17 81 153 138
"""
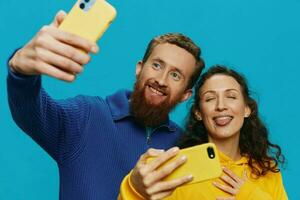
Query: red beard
130 78 181 127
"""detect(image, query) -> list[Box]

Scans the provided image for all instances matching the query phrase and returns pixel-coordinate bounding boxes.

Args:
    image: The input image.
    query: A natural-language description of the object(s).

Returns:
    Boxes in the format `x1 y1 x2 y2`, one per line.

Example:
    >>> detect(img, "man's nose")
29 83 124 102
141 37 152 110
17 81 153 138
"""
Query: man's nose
156 71 169 87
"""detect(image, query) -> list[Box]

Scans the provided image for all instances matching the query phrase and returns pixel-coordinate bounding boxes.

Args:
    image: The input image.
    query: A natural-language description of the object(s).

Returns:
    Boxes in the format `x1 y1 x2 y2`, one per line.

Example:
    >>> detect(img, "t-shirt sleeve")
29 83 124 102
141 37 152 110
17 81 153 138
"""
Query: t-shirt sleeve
236 171 288 200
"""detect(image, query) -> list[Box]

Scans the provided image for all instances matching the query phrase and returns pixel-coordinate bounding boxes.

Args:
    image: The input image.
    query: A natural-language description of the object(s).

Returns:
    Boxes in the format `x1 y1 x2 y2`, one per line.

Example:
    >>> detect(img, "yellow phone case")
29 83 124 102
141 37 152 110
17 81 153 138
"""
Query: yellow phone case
149 143 222 184
59 0 116 42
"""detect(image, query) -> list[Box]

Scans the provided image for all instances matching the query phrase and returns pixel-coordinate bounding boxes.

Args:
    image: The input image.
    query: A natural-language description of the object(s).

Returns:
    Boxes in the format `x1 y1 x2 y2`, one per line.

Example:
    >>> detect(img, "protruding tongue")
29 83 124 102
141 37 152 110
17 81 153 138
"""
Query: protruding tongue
214 117 232 126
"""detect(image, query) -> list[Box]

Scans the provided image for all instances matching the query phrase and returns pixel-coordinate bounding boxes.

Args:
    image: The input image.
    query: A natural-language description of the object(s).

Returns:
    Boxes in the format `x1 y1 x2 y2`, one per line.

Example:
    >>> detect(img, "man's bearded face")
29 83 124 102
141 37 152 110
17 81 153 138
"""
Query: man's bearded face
130 76 182 127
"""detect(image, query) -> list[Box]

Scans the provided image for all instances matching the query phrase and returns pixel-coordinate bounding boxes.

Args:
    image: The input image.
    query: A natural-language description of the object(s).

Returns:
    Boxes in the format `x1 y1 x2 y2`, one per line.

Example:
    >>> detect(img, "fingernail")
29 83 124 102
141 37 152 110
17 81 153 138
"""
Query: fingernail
171 147 179 152
91 45 99 53
79 67 84 73
180 155 187 161
187 174 193 180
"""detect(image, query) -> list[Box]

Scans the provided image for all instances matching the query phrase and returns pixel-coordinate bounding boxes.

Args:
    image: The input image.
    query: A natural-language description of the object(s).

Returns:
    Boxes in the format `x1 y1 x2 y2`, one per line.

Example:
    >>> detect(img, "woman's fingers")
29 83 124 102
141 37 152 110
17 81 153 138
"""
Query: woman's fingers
213 181 237 195
216 196 236 200
213 167 248 199
222 167 243 183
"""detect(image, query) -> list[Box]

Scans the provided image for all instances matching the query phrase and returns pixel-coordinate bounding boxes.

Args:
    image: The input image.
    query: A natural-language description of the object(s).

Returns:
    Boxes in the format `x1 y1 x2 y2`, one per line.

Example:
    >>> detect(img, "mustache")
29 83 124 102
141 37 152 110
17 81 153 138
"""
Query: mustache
147 80 169 95
131 78 179 127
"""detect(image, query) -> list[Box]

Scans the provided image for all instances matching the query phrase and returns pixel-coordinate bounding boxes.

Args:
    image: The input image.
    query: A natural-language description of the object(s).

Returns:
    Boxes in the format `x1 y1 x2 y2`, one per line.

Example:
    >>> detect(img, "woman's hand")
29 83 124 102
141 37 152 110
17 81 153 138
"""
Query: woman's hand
213 167 247 200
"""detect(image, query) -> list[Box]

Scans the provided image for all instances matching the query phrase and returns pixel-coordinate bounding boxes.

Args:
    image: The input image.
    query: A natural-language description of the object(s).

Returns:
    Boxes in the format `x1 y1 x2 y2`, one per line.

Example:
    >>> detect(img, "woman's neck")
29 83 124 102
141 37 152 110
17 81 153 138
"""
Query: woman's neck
208 135 241 161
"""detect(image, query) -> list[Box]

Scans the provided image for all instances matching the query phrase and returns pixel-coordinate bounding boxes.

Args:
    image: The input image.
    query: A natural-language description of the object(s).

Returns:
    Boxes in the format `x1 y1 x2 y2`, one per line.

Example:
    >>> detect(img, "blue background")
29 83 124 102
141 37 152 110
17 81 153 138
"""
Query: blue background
1 0 299 199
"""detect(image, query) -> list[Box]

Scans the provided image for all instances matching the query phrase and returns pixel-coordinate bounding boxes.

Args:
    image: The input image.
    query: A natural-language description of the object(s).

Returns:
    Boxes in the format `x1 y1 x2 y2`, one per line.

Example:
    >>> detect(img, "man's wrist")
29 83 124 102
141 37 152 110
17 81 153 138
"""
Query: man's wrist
9 58 17 73
7 48 21 74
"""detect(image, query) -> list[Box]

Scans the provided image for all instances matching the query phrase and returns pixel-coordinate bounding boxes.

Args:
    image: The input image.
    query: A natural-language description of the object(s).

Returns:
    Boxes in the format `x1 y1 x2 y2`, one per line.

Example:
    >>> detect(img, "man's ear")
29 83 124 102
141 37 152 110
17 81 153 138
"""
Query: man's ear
244 105 251 118
194 109 202 121
179 89 192 103
135 61 143 78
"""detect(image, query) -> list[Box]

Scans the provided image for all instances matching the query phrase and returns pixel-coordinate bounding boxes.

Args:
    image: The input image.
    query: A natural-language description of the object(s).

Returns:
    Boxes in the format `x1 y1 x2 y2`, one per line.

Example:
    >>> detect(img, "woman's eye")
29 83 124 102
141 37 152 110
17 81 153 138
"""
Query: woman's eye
170 71 181 81
228 96 237 99
205 97 215 102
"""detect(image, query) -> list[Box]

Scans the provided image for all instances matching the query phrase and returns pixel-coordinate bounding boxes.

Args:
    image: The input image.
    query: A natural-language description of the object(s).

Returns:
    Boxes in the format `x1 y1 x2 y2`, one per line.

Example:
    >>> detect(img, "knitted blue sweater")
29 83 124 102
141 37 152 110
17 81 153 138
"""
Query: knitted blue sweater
7 69 182 200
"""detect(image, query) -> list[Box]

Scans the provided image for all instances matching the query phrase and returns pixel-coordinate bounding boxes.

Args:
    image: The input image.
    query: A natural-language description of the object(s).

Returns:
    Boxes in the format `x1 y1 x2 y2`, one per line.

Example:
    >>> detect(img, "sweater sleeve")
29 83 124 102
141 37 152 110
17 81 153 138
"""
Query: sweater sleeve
236 172 288 200
119 172 146 200
7 64 91 163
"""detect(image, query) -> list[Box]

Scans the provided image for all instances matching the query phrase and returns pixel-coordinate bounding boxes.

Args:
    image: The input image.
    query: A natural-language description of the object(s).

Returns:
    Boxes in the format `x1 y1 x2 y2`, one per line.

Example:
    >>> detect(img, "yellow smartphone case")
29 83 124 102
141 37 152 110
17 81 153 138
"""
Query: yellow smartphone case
59 0 116 42
149 143 222 185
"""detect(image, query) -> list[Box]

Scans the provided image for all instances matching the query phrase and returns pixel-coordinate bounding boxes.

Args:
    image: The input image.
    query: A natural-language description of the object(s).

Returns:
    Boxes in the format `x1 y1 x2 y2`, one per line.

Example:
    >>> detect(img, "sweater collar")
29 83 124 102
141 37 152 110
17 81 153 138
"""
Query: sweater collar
219 151 248 166
106 89 178 132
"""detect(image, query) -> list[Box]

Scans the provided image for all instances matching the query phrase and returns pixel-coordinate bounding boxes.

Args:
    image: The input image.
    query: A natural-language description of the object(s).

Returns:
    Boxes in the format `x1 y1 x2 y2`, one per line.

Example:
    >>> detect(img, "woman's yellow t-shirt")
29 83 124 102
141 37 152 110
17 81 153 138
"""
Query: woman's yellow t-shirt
119 152 288 200
165 152 288 200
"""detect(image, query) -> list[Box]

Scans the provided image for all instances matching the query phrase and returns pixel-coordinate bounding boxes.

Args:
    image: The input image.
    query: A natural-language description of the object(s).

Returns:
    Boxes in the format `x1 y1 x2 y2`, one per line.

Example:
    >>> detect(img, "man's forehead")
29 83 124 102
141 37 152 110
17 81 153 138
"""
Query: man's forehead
148 43 196 68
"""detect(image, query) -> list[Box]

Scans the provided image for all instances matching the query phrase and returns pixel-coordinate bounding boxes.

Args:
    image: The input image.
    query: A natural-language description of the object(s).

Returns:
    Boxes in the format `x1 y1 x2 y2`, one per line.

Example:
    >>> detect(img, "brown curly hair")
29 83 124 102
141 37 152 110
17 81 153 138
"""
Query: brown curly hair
178 65 285 177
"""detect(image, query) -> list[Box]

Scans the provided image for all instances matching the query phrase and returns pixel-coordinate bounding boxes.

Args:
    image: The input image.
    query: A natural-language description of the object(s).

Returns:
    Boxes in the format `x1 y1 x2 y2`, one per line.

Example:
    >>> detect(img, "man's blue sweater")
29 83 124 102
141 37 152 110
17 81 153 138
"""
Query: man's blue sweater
7 69 182 200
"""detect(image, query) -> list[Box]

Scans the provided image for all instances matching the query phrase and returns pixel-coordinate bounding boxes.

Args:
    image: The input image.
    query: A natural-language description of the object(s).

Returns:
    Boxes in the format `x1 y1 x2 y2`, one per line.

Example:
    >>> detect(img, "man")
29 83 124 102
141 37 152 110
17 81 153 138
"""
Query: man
7 11 205 200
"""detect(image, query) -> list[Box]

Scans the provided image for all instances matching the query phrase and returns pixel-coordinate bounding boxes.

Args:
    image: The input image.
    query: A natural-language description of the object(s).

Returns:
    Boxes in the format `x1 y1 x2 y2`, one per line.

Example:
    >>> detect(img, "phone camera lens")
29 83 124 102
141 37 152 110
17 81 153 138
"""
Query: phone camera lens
207 147 215 159
84 0 90 2
79 3 85 9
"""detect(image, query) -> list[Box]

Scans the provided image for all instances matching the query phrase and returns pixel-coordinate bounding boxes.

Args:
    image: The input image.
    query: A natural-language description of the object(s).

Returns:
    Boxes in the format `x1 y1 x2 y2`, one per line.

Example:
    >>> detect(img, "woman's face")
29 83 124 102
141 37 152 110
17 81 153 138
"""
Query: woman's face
195 74 251 141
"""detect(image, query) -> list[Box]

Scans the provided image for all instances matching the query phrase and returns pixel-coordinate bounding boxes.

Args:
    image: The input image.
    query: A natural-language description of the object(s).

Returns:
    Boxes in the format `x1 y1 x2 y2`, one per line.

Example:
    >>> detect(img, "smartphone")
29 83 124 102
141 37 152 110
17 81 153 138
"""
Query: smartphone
59 0 116 42
148 143 222 185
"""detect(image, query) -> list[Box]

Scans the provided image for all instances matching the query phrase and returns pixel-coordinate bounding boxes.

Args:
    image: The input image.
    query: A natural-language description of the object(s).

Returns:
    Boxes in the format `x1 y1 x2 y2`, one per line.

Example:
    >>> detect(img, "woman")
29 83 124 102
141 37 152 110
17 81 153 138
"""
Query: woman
120 65 288 199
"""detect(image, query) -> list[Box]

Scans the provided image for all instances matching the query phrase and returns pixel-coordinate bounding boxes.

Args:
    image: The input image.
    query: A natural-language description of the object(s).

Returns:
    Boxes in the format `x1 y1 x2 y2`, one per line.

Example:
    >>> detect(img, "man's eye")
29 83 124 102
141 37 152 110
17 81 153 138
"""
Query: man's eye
153 63 161 69
170 71 181 81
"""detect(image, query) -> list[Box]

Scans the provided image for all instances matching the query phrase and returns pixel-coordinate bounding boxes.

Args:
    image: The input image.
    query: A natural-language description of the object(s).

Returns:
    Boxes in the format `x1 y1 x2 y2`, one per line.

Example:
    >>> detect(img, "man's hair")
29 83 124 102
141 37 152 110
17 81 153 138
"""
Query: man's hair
142 33 205 89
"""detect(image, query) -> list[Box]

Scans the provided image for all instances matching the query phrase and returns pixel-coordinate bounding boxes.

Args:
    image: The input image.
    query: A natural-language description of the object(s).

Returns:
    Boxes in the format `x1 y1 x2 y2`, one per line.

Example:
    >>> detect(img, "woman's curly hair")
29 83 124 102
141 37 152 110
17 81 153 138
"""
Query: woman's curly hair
178 65 285 178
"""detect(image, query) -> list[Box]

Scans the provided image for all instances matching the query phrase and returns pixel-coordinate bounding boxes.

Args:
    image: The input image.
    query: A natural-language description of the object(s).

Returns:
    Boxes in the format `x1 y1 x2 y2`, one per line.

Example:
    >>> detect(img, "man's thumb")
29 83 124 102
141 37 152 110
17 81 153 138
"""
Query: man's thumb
51 10 67 27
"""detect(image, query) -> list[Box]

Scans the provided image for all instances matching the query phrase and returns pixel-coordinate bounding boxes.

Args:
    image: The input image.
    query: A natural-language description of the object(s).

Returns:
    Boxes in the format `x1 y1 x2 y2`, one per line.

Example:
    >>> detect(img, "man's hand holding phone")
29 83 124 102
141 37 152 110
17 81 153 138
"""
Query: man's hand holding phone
9 10 99 82
128 144 222 200
130 147 193 200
